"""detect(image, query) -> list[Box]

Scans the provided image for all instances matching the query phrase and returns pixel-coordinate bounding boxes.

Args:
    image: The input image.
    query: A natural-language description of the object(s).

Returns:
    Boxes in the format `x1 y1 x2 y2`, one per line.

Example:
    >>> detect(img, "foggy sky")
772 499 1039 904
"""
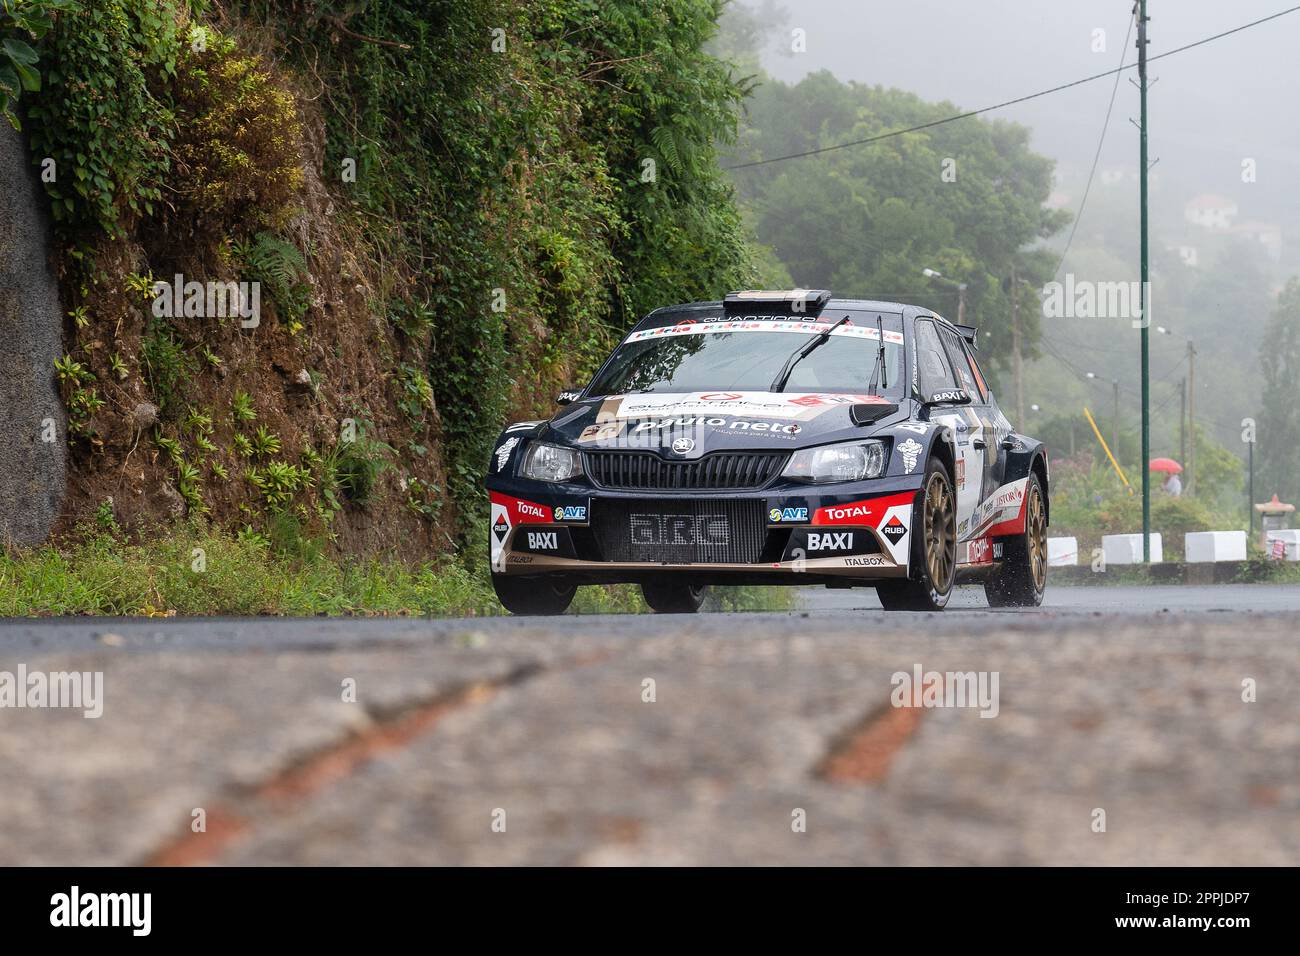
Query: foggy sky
740 0 1300 244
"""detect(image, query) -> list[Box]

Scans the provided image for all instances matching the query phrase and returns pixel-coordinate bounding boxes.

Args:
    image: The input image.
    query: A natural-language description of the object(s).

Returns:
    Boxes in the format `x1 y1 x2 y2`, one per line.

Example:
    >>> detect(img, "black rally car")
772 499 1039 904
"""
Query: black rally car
486 290 1049 613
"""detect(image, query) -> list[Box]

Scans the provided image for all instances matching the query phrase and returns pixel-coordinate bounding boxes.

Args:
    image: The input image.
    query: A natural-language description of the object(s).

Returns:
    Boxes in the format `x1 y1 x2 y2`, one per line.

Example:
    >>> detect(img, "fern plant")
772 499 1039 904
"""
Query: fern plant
233 231 309 328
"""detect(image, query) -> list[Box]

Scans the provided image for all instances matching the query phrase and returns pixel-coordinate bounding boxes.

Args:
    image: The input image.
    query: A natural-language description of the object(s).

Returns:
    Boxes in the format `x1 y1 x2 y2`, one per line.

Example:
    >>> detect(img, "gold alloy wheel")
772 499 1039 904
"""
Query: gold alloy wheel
923 471 955 590
1027 483 1047 591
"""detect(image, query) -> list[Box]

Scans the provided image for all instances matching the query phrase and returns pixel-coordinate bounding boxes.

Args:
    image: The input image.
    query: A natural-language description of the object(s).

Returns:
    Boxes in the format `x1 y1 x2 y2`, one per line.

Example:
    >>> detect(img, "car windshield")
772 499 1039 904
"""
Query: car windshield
588 314 905 397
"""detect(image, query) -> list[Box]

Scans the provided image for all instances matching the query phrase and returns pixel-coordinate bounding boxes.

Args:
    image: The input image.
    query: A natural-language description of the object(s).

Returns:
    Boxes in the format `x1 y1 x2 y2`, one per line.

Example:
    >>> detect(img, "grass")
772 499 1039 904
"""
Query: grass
0 526 795 617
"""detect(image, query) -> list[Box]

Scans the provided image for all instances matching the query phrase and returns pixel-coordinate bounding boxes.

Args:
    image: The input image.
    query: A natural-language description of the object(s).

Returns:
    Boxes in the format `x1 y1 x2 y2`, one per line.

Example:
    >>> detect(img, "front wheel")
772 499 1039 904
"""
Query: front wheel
877 457 956 611
984 473 1048 608
491 575 576 615
641 582 707 613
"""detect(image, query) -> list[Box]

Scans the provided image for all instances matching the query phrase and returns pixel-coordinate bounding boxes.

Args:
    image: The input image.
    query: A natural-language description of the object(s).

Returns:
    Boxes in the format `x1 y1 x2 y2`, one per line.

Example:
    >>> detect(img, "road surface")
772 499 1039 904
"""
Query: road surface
1 584 1297 865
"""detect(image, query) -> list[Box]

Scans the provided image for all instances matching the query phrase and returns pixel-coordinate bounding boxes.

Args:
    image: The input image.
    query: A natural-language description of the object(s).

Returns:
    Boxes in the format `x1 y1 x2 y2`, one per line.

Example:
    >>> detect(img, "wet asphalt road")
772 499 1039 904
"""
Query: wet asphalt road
1 584 1297 866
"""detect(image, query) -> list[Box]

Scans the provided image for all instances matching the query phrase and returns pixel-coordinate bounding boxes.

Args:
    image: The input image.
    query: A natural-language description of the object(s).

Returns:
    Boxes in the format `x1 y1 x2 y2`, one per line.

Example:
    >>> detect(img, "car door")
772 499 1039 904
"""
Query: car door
915 320 982 534
937 324 992 527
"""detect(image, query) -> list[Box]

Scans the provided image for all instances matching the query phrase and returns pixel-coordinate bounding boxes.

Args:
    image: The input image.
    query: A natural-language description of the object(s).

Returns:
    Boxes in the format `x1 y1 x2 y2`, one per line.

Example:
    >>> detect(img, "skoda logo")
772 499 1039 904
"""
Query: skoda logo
671 437 695 455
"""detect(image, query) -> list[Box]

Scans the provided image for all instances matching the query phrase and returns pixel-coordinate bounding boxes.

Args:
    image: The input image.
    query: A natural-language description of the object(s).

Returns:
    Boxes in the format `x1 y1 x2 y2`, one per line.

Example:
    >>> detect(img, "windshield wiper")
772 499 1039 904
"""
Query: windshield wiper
770 315 850 393
868 315 889 395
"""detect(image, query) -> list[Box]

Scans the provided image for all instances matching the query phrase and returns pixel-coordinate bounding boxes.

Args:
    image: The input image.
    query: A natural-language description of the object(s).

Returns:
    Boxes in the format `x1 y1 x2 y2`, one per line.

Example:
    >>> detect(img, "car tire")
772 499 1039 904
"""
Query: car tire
641 582 707 613
984 472 1048 608
876 457 956 611
491 575 576 615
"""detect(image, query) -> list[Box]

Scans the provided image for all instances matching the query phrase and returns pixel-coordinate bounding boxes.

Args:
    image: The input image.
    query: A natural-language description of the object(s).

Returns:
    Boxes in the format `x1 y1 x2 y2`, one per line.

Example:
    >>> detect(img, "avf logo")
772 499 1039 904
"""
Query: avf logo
769 507 809 523
553 505 587 521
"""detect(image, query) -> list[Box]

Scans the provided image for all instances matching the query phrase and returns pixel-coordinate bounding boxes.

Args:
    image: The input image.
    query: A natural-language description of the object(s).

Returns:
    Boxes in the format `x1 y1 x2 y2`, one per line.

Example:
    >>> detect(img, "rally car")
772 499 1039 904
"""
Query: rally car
486 289 1049 614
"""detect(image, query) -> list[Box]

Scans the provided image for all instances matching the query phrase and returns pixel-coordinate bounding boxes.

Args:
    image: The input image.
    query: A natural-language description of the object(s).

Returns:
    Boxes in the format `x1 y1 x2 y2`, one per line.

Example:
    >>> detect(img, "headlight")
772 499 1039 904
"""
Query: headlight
782 440 887 483
520 442 583 482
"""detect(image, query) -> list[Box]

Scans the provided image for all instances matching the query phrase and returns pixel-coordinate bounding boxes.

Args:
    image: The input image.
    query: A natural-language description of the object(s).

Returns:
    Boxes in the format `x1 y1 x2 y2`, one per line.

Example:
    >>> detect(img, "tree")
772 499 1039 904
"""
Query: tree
1257 278 1300 504
724 69 1069 385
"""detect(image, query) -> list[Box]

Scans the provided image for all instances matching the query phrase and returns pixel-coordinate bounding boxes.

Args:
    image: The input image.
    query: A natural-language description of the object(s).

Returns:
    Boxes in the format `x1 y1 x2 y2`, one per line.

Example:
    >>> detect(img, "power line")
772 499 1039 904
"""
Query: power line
724 4 1300 171
1052 13 1135 279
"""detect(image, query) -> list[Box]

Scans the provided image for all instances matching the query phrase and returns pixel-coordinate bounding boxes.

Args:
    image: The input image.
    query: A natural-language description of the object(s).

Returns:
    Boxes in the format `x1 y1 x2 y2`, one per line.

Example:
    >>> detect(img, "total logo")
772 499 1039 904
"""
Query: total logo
807 531 853 551
516 501 548 520
554 505 588 522
820 502 872 522
769 506 809 523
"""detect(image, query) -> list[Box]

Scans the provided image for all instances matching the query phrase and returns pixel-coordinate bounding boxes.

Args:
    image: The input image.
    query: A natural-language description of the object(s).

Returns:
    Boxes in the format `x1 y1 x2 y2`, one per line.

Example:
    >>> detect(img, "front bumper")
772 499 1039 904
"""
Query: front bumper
487 475 923 584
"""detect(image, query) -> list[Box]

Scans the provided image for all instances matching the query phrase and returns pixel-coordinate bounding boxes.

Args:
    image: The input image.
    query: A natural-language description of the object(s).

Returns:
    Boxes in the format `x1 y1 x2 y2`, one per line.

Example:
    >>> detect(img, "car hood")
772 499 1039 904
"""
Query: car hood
540 391 911 457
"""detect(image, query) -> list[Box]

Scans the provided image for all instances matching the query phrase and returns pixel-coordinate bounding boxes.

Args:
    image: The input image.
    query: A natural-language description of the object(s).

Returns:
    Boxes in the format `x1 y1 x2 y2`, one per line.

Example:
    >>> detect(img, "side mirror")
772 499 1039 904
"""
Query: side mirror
556 388 582 406
925 388 972 407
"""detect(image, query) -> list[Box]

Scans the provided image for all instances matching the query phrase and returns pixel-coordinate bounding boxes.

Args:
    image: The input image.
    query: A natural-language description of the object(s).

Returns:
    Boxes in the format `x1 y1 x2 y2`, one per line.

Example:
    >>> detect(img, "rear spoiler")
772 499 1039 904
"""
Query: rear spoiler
953 323 979 349
723 289 832 317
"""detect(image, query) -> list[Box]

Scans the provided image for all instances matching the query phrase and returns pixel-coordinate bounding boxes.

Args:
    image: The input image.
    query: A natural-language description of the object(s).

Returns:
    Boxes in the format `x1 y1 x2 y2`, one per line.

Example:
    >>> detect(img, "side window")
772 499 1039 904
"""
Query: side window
915 320 958 394
964 346 991 402
938 326 985 401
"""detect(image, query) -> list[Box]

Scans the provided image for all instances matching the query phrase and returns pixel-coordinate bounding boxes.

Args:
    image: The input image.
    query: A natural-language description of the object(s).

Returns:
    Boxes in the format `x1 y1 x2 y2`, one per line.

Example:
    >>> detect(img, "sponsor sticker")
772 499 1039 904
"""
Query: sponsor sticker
609 392 889 423
516 500 548 520
897 438 923 474
626 319 904 345
769 506 809 523
526 531 559 551
553 505 587 522
880 516 907 544
631 513 730 546
807 531 853 551
494 436 520 472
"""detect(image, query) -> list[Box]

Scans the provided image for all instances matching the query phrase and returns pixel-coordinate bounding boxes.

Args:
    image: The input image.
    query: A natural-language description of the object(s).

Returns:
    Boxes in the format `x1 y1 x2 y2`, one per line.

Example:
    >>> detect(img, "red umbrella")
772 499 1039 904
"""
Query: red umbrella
1149 457 1183 474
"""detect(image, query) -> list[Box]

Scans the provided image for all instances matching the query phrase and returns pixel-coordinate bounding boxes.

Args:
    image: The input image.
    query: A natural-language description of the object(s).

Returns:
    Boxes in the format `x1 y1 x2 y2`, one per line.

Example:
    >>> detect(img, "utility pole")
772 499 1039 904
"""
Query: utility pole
1179 376 1186 466
1112 379 1120 454
957 283 968 325
1186 339 1196 495
1011 265 1024 427
1248 437 1255 536
1137 0 1152 561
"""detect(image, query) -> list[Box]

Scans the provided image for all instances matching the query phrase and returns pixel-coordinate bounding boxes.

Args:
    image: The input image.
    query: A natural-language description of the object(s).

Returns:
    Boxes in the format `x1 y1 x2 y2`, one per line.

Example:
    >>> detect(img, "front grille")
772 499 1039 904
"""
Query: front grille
584 450 788 491
592 498 768 564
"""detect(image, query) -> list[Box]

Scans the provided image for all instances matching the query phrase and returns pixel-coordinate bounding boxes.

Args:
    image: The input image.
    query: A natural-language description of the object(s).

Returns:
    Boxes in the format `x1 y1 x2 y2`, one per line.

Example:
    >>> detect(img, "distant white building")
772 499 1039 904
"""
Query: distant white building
1184 193 1238 230
1228 220 1283 261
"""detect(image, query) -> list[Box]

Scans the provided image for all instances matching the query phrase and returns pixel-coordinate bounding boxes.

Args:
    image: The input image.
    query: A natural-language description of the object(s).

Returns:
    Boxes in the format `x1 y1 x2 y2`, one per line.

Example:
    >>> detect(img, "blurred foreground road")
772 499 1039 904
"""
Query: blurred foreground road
1 584 1297 865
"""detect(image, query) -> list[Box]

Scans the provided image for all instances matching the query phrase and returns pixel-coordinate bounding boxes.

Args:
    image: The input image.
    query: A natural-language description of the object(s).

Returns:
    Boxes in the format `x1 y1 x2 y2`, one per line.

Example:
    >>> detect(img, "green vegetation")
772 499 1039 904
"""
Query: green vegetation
0 0 77 130
0 525 794 616
725 68 1067 384
1047 448 1248 561
231 231 309 330
243 0 759 528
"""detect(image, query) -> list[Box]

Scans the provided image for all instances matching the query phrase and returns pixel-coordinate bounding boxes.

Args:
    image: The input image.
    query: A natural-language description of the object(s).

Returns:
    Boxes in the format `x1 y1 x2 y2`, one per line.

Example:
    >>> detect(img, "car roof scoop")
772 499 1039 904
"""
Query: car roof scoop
850 402 898 426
